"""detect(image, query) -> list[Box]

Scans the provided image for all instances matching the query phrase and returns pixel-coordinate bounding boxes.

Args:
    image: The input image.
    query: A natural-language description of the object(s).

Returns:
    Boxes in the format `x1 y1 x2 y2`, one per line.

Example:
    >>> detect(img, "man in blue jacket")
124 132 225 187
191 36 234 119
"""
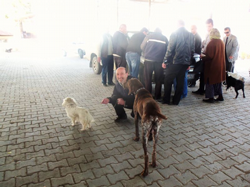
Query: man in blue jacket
162 20 195 105
101 67 134 122
141 28 168 100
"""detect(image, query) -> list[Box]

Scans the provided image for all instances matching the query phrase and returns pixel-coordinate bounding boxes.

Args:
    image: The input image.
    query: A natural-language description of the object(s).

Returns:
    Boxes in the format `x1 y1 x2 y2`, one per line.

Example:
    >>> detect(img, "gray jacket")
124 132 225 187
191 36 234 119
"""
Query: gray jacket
223 34 239 62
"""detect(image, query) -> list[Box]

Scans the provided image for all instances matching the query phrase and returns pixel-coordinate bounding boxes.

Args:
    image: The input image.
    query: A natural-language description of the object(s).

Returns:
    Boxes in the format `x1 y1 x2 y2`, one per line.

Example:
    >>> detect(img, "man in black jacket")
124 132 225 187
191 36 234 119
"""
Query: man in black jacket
113 24 129 69
101 67 134 122
126 27 148 78
141 28 168 100
162 20 195 105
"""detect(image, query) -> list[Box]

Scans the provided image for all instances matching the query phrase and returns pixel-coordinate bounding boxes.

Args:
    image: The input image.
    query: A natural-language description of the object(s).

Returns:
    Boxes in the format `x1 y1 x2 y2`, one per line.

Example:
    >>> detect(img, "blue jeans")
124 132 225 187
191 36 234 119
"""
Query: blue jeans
125 52 140 78
101 55 114 84
173 70 188 99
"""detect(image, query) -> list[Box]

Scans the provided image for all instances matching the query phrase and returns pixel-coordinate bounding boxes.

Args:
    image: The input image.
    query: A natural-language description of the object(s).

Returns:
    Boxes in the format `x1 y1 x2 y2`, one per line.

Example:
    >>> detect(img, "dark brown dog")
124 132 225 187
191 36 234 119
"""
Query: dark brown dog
126 78 167 177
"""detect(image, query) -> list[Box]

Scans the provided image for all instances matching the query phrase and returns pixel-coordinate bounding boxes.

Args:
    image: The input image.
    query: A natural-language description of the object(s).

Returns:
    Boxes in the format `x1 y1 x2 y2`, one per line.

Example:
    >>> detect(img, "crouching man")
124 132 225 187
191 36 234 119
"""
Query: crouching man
101 67 134 122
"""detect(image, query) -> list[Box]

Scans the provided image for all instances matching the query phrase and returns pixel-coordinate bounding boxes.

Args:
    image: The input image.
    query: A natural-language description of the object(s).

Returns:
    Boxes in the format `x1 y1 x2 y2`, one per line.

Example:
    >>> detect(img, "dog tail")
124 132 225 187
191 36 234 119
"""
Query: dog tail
87 111 95 123
156 112 168 121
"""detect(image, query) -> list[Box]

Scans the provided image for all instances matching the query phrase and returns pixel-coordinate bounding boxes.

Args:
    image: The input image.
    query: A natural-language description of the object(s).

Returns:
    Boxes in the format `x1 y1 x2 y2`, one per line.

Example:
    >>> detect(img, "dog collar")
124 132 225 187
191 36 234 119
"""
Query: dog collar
135 87 145 95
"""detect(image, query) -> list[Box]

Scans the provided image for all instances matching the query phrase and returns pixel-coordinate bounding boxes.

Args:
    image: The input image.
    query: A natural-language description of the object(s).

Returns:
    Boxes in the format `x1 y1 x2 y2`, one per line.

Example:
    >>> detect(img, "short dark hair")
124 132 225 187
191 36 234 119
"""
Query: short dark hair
206 19 213 26
224 27 231 31
140 27 148 33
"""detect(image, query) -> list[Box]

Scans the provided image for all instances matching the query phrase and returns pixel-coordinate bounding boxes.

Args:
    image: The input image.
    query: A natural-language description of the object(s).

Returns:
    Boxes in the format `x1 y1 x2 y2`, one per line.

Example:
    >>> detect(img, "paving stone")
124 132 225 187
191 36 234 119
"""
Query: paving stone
218 158 240 169
26 150 45 159
190 165 214 178
121 176 146 187
173 161 195 173
60 164 81 176
85 152 104 162
158 165 180 179
125 165 144 178
234 162 250 174
158 156 178 168
48 159 68 170
143 170 164 185
241 174 250 183
72 170 95 183
80 160 100 172
231 154 250 164
114 152 134 162
127 158 144 168
4 167 26 180
222 166 244 179
67 155 87 166
208 171 231 184
0 172 3 181
56 152 75 161
202 153 222 164
158 176 183 187
28 162 48 174
0 162 15 172
107 170 129 185
174 170 198 185
87 176 110 187
111 160 132 173
0 178 15 187
225 177 250 187
28 179 51 187
65 181 87 187
102 148 121 158
192 176 218 187
38 168 60 181
92 165 114 178
16 173 38 187
36 154 56 165
204 162 225 173
98 156 118 167
51 174 74 186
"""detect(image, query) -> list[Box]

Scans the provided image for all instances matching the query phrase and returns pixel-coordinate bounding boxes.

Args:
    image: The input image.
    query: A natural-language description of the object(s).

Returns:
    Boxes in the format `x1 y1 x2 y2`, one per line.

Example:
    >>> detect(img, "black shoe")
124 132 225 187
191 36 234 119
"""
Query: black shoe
215 97 224 101
203 98 214 103
108 82 115 86
162 100 171 105
114 115 127 122
192 90 205 95
130 112 134 118
102 83 107 87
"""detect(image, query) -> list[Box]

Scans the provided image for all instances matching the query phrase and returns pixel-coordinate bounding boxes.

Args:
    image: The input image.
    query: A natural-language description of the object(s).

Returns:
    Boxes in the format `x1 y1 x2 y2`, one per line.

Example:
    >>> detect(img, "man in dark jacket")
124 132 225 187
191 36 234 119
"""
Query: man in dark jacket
126 27 148 78
113 24 129 68
141 28 168 100
162 20 195 105
101 67 134 122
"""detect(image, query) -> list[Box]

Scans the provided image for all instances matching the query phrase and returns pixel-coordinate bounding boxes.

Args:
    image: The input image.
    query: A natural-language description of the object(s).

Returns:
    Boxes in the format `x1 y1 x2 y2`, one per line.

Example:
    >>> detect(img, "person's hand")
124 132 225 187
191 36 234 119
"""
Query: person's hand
101 98 109 104
229 56 233 59
117 98 125 105
200 54 206 57
97 57 101 63
162 63 167 69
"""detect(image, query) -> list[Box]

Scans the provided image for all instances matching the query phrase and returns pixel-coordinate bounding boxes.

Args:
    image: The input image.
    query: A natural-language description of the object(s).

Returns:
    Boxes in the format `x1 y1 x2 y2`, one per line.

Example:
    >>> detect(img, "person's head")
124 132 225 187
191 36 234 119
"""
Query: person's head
154 28 162 33
224 27 231 37
140 27 149 35
210 28 221 40
177 20 185 28
206 19 213 32
119 24 127 34
116 67 128 85
191 25 197 35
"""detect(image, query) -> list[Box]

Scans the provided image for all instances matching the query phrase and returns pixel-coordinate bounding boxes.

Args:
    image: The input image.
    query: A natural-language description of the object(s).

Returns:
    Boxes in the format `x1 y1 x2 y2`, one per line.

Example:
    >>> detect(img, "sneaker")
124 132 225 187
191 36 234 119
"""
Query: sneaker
215 97 224 101
114 115 127 122
108 82 115 86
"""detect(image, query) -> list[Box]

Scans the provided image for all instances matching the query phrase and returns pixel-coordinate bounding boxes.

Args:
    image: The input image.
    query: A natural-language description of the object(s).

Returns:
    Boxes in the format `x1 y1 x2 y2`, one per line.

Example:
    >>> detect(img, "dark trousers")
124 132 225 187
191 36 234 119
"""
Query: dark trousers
114 56 127 69
163 64 189 105
101 55 114 84
144 60 163 99
199 72 205 92
112 102 133 117
205 79 222 98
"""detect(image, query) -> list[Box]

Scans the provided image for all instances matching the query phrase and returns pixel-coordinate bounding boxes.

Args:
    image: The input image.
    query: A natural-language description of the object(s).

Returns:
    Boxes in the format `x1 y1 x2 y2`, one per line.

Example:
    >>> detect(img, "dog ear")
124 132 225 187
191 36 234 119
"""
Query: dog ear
127 80 133 95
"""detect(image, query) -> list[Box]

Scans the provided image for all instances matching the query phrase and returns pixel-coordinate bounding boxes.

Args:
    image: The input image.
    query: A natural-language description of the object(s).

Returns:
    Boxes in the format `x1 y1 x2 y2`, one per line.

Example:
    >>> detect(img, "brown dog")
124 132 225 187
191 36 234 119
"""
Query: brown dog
126 78 167 177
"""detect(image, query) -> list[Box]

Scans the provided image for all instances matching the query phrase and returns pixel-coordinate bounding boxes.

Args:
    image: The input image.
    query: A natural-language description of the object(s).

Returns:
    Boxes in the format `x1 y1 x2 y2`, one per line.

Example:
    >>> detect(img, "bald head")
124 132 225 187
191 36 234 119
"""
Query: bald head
119 24 127 34
191 25 197 35
116 67 128 84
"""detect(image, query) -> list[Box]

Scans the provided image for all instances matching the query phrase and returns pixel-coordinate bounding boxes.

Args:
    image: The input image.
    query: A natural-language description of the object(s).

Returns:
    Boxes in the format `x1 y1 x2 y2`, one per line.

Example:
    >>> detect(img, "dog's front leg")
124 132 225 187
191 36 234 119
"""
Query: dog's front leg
141 125 149 177
242 87 246 98
71 117 76 126
235 88 239 99
133 113 140 141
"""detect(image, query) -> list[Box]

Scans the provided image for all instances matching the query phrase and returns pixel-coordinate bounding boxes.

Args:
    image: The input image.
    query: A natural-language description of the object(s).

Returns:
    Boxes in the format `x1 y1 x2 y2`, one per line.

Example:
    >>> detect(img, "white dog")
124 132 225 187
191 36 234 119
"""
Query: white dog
62 97 94 131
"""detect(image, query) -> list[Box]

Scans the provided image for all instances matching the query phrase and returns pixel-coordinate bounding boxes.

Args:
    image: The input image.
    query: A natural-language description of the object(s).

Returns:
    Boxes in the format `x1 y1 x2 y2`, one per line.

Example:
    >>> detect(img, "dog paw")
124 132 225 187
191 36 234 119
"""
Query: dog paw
150 162 157 168
140 170 148 177
71 123 75 126
133 137 140 141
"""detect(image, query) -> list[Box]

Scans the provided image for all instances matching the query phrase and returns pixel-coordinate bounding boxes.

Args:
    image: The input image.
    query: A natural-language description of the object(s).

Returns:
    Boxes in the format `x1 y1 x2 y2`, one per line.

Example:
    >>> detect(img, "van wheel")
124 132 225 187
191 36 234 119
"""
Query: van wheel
91 56 102 74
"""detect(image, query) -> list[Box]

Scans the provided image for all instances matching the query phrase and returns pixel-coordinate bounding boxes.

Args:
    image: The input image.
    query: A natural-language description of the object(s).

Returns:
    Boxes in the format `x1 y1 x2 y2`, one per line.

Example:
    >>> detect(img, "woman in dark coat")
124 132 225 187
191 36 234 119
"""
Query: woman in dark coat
202 28 226 103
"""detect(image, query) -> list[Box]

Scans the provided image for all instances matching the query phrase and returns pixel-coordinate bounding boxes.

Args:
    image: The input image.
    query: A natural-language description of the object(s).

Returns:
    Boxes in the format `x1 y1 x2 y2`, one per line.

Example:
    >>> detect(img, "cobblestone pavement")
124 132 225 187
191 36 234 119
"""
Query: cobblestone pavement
0 52 250 187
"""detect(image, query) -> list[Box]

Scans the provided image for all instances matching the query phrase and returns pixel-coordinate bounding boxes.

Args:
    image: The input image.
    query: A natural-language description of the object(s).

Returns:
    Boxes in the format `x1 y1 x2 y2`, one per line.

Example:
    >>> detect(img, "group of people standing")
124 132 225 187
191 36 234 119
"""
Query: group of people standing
101 18 239 121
